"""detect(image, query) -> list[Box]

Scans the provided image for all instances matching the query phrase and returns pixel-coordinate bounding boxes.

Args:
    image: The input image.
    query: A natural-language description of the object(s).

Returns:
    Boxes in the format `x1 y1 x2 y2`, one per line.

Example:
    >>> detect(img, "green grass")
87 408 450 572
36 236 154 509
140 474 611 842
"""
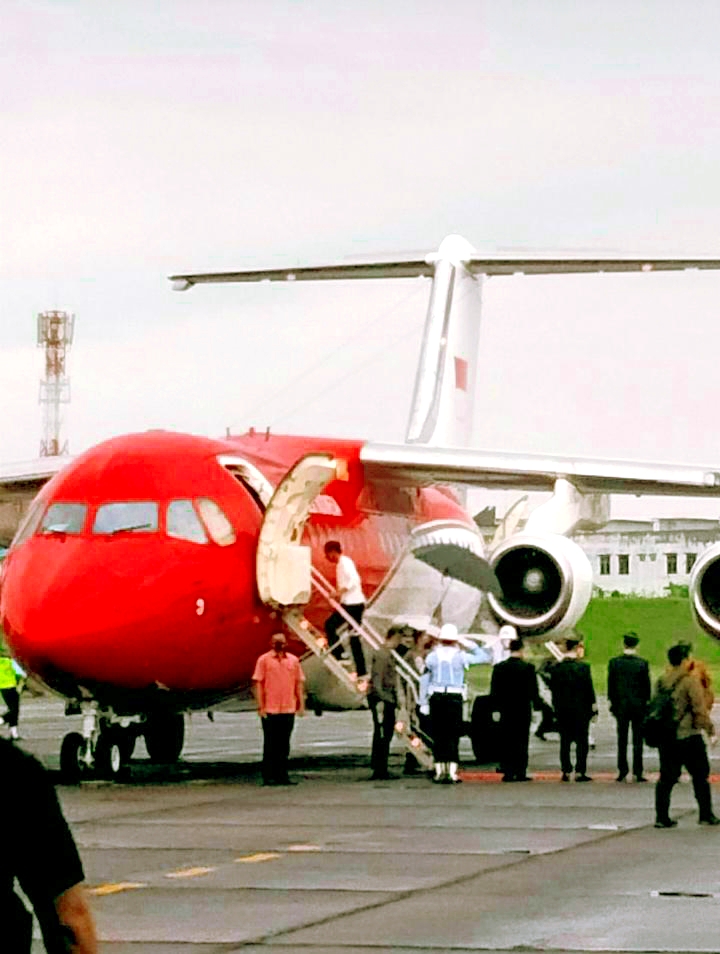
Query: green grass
469 597 720 696
579 597 720 693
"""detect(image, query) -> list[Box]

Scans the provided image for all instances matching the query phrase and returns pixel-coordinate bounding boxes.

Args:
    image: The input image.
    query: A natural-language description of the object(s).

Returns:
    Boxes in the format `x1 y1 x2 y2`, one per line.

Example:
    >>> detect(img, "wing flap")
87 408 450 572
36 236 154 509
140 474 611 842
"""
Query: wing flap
360 443 720 497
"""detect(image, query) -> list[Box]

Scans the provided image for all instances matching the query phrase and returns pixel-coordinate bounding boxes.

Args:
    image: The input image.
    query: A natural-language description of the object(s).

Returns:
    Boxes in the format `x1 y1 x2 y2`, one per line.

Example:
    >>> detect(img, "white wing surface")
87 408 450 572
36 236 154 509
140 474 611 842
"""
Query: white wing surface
360 443 720 497
0 457 67 491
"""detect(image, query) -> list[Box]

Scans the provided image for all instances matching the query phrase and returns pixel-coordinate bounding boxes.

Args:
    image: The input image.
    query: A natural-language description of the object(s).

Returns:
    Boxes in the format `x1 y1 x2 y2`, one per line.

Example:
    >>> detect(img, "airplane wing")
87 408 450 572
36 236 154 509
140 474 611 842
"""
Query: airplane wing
170 256 720 288
0 457 67 493
360 443 720 497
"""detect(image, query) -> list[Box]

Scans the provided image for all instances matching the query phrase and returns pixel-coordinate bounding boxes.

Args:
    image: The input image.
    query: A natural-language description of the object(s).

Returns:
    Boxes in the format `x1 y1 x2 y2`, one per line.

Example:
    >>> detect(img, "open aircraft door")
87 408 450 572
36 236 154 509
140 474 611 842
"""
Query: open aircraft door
256 453 339 608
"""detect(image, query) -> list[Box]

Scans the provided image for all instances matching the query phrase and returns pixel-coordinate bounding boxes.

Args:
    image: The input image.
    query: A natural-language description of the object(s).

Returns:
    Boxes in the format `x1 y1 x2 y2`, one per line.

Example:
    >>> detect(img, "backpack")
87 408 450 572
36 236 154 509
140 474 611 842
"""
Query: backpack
643 682 678 748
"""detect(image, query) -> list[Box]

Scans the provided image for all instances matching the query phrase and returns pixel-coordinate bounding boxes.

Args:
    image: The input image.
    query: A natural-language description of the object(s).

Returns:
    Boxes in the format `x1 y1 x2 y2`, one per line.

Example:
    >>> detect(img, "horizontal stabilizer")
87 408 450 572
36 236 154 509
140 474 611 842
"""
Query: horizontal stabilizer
171 254 720 289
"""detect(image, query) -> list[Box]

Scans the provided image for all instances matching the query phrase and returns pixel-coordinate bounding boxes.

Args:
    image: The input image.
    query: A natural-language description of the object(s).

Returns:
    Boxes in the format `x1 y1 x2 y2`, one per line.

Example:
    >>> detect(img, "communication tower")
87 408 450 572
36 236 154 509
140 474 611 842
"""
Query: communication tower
37 310 75 457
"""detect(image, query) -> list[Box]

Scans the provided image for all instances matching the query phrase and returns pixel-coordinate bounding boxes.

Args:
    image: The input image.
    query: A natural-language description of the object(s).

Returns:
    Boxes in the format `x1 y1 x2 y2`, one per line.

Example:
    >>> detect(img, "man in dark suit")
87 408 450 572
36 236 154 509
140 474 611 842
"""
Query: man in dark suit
607 632 651 782
490 638 539 781
550 637 598 781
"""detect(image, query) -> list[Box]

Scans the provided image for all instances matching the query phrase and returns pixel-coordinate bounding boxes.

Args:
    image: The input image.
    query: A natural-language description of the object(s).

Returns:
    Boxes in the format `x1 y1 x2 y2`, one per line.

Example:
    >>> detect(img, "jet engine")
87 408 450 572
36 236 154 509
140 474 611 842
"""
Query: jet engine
690 544 720 639
487 533 593 637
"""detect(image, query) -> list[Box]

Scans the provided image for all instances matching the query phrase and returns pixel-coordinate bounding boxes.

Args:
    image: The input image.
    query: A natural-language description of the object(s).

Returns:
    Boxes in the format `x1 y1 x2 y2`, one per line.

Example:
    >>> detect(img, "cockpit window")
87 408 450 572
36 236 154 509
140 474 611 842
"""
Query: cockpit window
93 502 158 535
11 498 47 547
167 500 208 544
40 503 87 536
196 498 236 546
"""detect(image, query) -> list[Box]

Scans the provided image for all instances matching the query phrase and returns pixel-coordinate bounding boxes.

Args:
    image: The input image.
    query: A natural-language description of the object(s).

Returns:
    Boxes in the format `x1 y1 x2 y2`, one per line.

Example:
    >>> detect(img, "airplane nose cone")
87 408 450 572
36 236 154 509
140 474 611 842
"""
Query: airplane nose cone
2 537 182 689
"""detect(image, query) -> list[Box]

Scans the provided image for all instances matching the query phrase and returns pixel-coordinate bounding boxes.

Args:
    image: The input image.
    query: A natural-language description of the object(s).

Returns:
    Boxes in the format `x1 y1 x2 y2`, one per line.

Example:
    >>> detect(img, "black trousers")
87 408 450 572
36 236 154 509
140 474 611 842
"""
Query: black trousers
615 710 645 777
535 701 557 737
324 604 367 676
429 693 464 763
655 734 714 823
498 714 532 779
1 688 19 728
557 716 591 775
369 696 396 777
261 714 295 783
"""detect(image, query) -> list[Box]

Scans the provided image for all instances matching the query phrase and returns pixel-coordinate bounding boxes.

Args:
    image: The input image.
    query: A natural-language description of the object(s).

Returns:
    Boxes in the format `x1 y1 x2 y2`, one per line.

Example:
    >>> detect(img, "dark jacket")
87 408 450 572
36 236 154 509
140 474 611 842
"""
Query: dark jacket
607 653 651 716
370 647 398 705
1 740 84 953
490 656 538 721
550 657 597 721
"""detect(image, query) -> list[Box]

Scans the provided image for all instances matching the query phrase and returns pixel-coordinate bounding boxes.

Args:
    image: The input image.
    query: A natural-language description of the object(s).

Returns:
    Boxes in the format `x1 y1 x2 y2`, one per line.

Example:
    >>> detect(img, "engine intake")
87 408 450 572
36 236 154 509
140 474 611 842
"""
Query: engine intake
487 533 593 636
690 543 720 639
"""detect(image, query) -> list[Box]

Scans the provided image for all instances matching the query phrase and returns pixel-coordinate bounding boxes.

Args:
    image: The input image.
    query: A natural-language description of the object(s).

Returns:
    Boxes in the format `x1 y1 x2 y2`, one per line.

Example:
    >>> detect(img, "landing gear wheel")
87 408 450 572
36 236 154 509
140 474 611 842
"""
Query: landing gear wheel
60 732 85 784
144 713 185 763
95 728 129 781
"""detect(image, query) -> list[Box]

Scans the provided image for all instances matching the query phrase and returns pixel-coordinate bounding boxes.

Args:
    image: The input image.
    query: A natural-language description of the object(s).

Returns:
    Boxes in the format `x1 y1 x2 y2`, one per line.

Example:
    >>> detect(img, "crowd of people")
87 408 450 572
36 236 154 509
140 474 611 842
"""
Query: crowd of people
251 585 720 833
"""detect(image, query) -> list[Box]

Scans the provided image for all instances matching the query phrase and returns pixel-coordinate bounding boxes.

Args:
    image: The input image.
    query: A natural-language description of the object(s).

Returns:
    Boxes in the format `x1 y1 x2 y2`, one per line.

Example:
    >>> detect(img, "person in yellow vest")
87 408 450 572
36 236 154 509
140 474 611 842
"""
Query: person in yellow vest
0 652 21 740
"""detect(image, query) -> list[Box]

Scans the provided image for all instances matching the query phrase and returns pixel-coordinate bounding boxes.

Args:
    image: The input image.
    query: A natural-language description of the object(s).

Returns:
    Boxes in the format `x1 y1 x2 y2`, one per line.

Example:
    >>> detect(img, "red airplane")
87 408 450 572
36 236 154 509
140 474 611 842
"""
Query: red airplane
4 235 720 780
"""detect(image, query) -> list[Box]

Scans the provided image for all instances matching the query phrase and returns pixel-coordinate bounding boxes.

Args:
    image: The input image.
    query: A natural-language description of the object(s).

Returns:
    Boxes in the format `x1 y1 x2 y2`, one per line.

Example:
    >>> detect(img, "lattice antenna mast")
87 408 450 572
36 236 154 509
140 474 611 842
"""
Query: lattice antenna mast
37 310 75 457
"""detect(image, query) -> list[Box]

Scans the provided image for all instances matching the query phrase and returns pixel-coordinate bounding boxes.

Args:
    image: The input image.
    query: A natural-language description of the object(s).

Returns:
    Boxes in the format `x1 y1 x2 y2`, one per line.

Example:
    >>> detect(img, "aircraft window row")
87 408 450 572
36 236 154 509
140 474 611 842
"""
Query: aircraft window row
13 498 237 545
93 502 159 535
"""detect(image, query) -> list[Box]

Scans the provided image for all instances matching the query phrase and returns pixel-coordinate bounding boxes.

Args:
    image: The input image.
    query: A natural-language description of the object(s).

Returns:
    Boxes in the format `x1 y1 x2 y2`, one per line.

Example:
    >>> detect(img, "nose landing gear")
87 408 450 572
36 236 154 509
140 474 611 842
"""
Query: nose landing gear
59 706 139 783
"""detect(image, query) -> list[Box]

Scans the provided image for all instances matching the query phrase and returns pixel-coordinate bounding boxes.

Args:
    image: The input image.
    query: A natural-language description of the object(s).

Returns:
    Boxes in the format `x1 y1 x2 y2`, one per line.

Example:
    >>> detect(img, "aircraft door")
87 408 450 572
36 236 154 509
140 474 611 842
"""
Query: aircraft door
256 453 339 607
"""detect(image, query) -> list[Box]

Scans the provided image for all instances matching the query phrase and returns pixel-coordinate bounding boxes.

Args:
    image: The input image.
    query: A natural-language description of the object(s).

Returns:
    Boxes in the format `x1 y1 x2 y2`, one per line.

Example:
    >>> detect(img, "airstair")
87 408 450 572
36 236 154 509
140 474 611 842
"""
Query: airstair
284 568 434 770
254 450 433 769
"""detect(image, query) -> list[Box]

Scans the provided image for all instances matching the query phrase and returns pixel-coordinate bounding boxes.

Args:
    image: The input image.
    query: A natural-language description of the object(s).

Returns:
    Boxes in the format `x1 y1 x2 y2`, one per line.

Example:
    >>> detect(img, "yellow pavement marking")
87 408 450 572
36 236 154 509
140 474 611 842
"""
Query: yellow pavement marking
165 866 216 879
234 852 281 864
90 882 147 896
286 844 322 852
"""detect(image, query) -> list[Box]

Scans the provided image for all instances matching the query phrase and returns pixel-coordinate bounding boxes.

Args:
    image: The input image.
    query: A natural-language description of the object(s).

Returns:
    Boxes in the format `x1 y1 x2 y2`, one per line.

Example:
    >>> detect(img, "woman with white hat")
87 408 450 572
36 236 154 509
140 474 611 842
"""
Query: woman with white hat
419 623 491 783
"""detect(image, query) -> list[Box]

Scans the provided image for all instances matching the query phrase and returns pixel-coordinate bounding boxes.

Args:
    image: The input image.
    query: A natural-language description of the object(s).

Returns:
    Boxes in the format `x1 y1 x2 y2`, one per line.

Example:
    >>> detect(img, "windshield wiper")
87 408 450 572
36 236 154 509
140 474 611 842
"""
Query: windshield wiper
109 523 153 535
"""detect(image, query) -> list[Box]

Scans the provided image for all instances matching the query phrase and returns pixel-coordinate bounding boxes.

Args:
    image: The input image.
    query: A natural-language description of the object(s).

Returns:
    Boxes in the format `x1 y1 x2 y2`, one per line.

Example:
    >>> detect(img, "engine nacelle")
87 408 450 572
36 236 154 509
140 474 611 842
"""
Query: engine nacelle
487 533 593 637
690 543 720 639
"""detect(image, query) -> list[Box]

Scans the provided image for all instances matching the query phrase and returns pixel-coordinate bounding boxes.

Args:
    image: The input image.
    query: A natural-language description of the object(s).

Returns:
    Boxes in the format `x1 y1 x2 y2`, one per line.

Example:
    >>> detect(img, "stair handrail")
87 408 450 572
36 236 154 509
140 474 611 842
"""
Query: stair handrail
309 566 422 694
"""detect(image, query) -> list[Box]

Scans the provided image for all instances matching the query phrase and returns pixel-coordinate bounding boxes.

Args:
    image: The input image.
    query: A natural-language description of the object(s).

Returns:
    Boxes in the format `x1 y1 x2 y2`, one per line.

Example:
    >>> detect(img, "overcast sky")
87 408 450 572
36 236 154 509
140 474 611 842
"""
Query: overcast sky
3 0 720 519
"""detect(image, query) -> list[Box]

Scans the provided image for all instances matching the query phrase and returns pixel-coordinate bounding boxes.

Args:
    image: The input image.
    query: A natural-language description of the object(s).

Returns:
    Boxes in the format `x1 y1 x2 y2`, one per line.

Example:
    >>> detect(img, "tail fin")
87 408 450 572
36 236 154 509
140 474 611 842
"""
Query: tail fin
405 236 482 448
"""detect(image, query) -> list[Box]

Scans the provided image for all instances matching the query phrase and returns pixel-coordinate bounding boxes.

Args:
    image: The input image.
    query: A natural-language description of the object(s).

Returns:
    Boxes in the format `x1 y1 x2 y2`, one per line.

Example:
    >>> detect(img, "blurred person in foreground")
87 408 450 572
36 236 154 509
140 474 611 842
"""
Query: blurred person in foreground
654 642 719 829
1 738 98 952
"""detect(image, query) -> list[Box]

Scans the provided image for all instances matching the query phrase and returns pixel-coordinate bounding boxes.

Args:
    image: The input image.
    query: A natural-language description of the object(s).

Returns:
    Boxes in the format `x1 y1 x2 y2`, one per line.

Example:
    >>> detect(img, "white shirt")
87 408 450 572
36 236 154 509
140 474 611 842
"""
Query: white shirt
337 554 365 605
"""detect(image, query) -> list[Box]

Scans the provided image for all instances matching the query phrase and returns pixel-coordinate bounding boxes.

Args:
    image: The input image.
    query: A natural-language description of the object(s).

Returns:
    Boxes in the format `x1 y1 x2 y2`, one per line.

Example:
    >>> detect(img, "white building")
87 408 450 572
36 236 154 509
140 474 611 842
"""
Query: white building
572 519 720 597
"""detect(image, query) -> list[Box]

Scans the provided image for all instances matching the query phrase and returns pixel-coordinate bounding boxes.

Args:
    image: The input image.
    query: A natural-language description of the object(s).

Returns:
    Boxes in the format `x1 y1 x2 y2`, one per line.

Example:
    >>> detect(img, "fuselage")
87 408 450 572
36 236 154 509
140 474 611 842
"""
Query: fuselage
0 430 472 714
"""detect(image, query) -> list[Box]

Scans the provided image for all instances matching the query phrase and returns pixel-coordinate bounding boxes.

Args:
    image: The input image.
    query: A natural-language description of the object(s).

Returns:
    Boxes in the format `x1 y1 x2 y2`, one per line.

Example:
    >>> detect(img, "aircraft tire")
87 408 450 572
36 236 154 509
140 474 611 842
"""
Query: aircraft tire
144 713 185 763
95 728 129 781
60 732 85 784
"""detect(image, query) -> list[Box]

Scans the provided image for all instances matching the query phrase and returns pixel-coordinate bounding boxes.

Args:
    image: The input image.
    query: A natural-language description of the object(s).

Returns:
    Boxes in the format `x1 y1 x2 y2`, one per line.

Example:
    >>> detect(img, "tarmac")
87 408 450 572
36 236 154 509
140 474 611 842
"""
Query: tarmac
14 696 720 954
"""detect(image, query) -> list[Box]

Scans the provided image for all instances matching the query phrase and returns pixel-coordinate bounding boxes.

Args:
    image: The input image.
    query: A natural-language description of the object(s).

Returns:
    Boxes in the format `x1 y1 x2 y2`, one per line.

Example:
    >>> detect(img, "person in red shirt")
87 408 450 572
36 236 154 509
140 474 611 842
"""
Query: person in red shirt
252 633 306 786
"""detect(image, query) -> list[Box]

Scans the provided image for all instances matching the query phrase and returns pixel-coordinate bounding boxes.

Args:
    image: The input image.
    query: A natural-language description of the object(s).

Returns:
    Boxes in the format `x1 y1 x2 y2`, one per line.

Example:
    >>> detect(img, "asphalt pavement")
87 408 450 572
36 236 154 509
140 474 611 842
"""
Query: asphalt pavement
14 696 720 953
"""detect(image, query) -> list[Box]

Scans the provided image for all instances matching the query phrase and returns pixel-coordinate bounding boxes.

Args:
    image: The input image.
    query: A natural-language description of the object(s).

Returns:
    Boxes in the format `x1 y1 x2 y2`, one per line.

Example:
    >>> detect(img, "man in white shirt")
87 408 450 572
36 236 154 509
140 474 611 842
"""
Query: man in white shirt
323 540 367 679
